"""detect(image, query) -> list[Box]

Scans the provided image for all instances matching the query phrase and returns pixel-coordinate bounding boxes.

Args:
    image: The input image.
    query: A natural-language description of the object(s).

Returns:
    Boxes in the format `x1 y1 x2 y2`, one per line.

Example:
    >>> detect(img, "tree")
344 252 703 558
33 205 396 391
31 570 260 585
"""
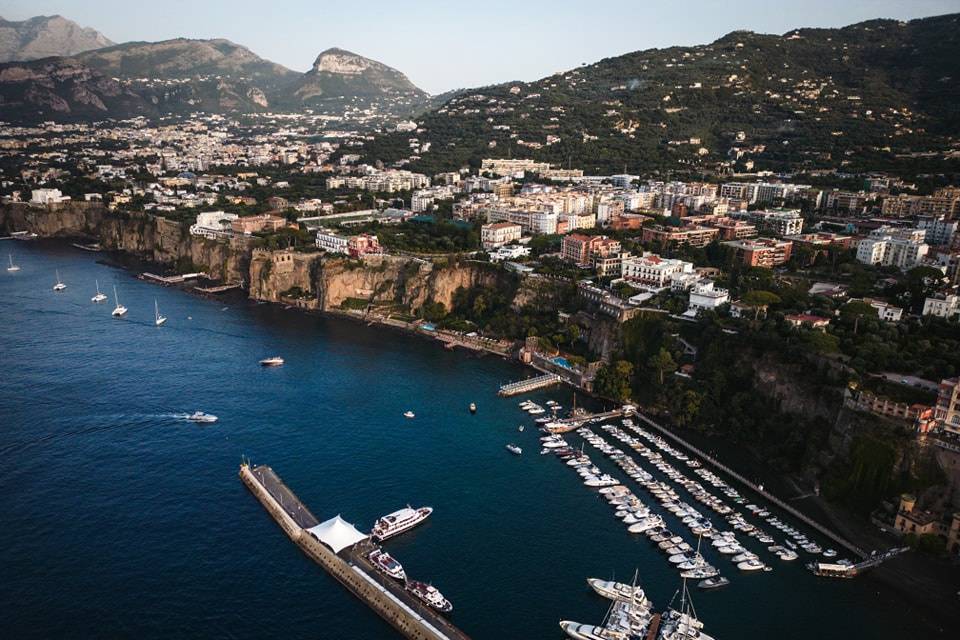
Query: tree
594 360 634 401
741 290 781 321
648 348 677 385
842 300 877 335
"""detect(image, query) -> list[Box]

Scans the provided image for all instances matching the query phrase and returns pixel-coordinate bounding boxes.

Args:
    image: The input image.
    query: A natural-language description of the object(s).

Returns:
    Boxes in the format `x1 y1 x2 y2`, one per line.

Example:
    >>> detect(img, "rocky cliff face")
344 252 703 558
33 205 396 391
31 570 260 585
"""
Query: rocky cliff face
0 203 248 282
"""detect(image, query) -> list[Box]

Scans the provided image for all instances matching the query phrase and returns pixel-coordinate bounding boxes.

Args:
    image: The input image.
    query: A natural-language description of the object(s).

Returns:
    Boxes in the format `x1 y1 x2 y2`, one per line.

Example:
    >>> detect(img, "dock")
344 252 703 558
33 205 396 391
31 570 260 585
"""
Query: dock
141 272 207 285
194 282 243 294
240 463 471 640
498 373 561 396
808 547 910 578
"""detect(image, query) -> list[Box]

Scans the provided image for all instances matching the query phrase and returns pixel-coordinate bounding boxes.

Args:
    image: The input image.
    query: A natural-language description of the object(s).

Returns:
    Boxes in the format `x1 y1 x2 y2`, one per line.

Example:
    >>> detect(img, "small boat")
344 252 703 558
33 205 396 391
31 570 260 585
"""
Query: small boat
506 443 522 455
154 299 167 326
403 410 415 419
6 254 19 272
111 286 127 317
368 549 406 580
823 548 838 558
698 576 730 590
405 580 452 613
53 270 66 291
518 425 524 432
91 280 107 303
259 356 284 366
188 411 218 423
469 402 477 414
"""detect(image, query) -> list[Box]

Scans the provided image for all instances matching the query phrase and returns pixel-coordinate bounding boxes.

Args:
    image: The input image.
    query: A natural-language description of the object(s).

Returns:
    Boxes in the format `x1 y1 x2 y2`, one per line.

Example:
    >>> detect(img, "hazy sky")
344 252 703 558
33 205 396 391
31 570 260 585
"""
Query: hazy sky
2 0 958 94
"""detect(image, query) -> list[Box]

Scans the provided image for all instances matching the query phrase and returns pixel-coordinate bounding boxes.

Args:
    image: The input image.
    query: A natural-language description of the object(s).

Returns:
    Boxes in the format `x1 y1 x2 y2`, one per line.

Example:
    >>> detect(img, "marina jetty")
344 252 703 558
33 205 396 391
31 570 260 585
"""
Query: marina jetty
240 462 471 640
498 372 561 396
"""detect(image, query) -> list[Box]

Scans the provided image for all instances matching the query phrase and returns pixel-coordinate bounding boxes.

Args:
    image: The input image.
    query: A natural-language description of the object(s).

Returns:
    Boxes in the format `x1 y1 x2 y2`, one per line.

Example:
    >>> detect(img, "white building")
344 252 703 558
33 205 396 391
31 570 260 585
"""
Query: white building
189 211 238 239
856 227 929 269
490 245 531 262
30 188 69 205
870 300 904 322
917 215 957 246
621 252 694 289
316 231 349 254
923 294 960 319
411 193 434 212
481 222 522 249
688 281 729 314
485 208 558 235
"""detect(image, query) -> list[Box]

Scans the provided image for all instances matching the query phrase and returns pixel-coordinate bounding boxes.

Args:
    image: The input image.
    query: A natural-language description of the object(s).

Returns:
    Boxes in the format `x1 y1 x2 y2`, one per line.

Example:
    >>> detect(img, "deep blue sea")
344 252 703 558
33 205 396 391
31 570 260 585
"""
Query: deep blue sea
0 241 949 639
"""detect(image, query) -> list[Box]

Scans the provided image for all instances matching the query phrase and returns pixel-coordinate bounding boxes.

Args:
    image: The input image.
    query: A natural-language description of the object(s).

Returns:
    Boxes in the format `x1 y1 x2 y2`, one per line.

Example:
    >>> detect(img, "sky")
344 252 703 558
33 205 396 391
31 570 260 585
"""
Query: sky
2 0 959 94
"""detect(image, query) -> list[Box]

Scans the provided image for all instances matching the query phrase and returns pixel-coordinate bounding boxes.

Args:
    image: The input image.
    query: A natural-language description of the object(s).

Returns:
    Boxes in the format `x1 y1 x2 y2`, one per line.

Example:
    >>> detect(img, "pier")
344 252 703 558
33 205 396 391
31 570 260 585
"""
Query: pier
633 412 869 559
498 373 561 396
194 282 243 294
809 547 910 578
240 463 471 640
141 272 207 285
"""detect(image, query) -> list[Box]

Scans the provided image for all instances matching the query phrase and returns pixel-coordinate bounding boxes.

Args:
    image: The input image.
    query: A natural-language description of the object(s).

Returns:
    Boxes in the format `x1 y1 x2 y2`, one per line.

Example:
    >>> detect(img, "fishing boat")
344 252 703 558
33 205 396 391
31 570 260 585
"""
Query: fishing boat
469 402 477 414
91 280 107 303
403 410 415 419
111 286 127 317
405 580 452 613
154 299 167 326
367 549 406 581
53 270 66 291
259 356 284 366
371 506 433 541
6 254 19 272
188 411 218 423
506 443 522 455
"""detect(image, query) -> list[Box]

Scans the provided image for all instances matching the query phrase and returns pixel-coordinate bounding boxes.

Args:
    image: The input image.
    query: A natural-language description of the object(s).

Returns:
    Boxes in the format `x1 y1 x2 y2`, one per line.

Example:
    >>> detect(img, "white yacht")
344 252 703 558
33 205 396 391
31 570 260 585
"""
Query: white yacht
6 254 19 272
403 410 415 419
587 578 647 605
111 286 127 317
91 280 107 303
53 270 66 291
506 443 522 455
367 549 405 581
154 299 167 326
371 505 433 541
259 356 284 366
405 580 452 613
188 411 218 423
658 582 715 640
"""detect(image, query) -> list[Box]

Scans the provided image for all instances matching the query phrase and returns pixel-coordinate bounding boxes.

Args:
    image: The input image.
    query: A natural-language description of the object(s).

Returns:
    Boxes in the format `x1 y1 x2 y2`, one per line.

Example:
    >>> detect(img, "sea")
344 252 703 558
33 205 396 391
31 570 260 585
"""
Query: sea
0 241 950 639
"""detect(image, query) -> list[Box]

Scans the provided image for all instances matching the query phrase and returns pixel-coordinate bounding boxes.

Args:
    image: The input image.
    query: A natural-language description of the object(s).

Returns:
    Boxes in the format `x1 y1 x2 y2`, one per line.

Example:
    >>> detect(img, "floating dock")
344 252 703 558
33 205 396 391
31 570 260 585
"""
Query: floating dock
141 272 207 285
498 373 561 396
808 547 910 578
240 463 471 640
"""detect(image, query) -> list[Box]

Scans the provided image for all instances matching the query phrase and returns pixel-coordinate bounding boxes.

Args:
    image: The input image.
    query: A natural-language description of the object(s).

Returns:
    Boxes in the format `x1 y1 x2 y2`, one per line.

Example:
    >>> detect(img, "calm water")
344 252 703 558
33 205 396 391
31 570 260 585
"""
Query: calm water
0 241 947 639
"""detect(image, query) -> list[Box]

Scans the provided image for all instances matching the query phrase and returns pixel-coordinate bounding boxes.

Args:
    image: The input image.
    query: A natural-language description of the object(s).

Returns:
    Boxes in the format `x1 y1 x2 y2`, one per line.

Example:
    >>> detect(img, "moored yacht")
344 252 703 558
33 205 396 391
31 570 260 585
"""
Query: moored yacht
154 299 167 326
506 443 522 455
403 410 415 419
368 548 405 580
111 286 127 317
559 621 630 640
6 254 19 272
405 580 452 613
91 280 107 303
587 578 646 604
259 356 284 366
53 270 66 291
371 505 433 541
469 402 477 414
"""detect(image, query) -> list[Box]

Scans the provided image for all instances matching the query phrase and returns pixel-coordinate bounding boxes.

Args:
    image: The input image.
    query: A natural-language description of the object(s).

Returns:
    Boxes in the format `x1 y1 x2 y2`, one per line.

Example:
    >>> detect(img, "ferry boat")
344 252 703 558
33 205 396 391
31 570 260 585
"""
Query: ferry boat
405 580 452 613
188 411 218 423
371 505 433 541
259 356 284 366
368 549 405 580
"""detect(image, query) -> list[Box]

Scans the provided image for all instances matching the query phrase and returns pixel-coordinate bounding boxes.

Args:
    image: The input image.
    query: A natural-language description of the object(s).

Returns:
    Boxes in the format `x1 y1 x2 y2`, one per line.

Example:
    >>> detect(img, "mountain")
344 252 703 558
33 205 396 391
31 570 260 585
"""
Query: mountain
288 47 429 115
362 13 960 177
0 15 113 61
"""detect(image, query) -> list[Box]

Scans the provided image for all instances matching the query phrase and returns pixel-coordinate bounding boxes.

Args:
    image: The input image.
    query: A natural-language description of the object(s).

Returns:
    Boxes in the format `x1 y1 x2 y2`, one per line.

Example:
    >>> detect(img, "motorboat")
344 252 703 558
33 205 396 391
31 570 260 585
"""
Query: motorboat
91 279 107 303
737 559 767 572
188 411 218 423
53 270 66 291
368 549 405 580
587 578 646 604
405 580 452 613
697 576 730 590
371 505 432 541
259 356 284 366
506 443 522 455
111 286 127 317
469 402 477 414
403 410 415 419
559 621 630 640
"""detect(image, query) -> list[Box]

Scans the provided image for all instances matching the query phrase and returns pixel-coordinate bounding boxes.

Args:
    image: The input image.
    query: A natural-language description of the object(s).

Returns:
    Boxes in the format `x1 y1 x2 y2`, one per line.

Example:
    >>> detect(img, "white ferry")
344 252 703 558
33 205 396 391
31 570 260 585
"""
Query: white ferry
367 548 406 580
371 505 433 541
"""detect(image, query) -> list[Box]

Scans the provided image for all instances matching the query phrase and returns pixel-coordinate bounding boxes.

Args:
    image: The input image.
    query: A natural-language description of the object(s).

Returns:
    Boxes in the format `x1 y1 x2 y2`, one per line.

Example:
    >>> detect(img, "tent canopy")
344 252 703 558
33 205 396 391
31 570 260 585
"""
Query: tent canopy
307 515 368 553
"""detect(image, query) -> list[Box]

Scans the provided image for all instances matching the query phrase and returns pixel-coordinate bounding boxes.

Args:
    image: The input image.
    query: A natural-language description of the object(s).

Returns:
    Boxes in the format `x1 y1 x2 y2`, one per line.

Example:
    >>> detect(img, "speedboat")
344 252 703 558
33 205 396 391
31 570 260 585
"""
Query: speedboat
259 356 284 366
737 559 766 572
822 548 838 558
367 549 405 580
469 402 477 414
403 410 415 419
506 443 522 455
188 411 218 423
405 580 452 613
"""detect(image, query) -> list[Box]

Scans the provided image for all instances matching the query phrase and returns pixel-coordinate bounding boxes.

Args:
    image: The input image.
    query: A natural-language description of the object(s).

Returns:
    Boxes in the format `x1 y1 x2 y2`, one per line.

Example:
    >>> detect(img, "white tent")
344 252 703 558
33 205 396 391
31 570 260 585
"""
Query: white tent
306 515 368 553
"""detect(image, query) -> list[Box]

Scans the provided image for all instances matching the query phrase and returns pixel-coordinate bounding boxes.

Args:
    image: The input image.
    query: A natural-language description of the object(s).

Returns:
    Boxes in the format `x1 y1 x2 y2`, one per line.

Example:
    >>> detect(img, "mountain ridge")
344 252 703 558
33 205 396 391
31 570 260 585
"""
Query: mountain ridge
0 14 113 61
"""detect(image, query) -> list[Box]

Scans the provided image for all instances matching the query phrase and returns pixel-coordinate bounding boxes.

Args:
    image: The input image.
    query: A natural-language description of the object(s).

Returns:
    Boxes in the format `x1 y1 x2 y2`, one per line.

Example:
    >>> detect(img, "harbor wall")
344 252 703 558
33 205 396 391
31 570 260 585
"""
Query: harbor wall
239 465 461 640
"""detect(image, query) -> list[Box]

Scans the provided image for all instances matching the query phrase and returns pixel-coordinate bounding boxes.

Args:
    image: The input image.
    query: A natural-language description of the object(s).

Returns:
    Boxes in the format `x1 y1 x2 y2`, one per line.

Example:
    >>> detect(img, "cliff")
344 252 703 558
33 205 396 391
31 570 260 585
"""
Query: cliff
0 202 248 282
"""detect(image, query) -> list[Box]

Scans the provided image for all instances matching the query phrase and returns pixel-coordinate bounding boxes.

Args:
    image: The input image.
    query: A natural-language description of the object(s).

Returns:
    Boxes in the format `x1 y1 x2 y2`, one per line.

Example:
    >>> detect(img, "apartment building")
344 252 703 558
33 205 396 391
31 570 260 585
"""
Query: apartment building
881 194 960 218
480 222 522 249
723 238 793 267
917 215 958 246
486 208 558 235
641 225 719 248
622 252 694 288
923 294 960 319
189 211 238 239
745 209 804 236
934 378 960 435
231 214 287 235
561 234 621 267
856 227 929 269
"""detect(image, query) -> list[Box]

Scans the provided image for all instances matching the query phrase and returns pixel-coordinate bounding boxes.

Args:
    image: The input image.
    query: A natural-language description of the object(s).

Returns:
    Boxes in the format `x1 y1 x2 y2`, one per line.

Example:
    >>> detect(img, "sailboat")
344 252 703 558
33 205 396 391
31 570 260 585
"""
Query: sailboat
6 254 19 272
111 285 127 317
91 280 107 303
657 579 715 640
154 299 167 326
53 269 66 291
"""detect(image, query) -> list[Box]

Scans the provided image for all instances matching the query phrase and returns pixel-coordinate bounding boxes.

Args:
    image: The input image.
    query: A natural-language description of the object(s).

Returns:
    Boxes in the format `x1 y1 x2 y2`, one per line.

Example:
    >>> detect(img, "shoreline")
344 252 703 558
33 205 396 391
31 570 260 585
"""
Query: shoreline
26 236 960 630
